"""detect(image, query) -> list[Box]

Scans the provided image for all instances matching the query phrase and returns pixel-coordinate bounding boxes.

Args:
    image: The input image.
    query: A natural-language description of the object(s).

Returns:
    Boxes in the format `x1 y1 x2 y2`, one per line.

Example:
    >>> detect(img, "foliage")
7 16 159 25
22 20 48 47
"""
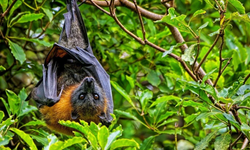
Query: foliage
0 0 250 149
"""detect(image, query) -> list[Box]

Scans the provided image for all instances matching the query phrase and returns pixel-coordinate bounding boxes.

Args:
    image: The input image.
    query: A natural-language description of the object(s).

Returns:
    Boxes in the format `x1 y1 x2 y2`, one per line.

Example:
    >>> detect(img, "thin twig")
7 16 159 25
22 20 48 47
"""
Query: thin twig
237 106 250 110
89 0 111 15
243 73 250 85
0 0 18 24
230 132 243 149
194 32 220 74
35 7 66 38
133 0 146 41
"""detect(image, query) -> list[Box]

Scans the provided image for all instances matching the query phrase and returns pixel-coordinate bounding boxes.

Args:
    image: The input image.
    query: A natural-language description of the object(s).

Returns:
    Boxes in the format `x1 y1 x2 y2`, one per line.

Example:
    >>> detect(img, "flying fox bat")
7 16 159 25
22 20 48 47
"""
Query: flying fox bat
31 0 113 135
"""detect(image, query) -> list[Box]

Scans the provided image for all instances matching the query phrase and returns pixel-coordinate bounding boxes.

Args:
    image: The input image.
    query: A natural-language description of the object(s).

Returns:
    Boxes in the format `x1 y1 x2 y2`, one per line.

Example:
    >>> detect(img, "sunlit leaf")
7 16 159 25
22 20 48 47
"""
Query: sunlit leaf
228 0 245 14
110 139 139 150
10 128 37 150
7 39 26 64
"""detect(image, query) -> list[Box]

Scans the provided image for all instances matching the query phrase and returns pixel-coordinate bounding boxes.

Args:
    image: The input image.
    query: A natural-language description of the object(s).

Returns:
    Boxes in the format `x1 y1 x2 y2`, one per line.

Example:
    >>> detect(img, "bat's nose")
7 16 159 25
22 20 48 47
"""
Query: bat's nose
86 77 94 83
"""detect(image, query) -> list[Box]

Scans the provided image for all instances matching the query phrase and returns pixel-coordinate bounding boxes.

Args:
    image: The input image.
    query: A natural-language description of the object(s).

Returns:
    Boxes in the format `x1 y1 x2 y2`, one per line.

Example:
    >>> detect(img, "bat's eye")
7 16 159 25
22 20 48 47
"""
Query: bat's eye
93 94 99 100
79 93 85 100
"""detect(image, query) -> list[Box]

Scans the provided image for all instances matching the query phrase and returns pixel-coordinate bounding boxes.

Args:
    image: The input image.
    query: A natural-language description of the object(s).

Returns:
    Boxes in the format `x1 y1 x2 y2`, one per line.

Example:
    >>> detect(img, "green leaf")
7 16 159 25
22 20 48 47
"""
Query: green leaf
50 137 86 150
6 89 20 115
59 120 88 135
241 123 250 139
196 112 220 121
110 139 139 150
209 29 220 37
181 44 196 65
198 22 209 30
0 98 10 117
98 126 109 150
10 128 37 150
147 70 161 86
7 39 26 64
111 81 135 108
184 113 200 124
161 8 190 33
231 12 250 23
115 110 147 127
105 125 122 150
15 13 44 24
223 113 239 124
10 37 53 47
139 90 153 112
18 102 37 117
9 0 22 17
0 111 4 122
0 118 15 131
126 75 135 89
44 134 58 150
214 132 231 150
150 95 181 108
0 66 5 71
228 0 245 14
0 0 8 12
22 120 46 127
42 7 53 22
193 9 206 18
194 130 218 150
140 136 155 150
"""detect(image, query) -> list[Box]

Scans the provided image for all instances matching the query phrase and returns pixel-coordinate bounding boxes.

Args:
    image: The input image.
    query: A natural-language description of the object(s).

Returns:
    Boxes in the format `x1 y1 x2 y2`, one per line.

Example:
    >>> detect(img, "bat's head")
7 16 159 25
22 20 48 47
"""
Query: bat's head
70 77 107 122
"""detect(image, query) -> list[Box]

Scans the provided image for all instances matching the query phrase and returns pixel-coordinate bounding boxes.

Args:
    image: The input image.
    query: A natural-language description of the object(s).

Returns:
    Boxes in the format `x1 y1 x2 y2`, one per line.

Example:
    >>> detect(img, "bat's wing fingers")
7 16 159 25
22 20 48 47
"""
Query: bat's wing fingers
43 59 61 106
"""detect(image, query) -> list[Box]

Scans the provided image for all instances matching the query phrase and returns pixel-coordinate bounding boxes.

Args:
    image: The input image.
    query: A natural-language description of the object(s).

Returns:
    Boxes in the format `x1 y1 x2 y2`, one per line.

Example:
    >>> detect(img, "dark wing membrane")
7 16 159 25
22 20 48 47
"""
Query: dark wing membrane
45 44 113 121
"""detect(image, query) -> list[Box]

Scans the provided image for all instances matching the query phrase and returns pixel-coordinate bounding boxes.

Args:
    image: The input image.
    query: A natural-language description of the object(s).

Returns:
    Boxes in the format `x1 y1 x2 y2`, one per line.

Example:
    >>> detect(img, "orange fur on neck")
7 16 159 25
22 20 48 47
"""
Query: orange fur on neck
39 84 78 135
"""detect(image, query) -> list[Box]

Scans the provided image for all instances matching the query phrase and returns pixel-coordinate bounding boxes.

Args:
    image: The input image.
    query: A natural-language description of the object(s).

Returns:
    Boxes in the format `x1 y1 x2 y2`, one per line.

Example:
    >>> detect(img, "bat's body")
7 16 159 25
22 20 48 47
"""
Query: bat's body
31 0 113 135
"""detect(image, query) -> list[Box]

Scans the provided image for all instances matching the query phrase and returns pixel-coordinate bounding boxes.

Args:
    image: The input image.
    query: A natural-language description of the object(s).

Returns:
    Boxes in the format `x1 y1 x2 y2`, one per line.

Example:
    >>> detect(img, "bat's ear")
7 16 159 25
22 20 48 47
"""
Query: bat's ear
71 109 79 120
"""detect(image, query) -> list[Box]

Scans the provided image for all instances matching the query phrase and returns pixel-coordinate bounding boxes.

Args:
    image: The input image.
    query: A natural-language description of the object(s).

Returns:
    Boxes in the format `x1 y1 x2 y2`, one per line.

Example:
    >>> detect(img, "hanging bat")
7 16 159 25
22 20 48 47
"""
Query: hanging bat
31 0 113 135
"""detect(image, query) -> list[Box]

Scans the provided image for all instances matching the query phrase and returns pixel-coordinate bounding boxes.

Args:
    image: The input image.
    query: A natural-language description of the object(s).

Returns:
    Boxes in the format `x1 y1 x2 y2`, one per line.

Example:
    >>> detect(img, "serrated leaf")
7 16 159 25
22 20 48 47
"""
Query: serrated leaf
111 81 135 108
228 0 245 14
140 136 155 150
110 139 139 150
6 89 20 115
42 7 53 22
22 120 46 127
231 12 250 23
194 130 218 150
157 118 178 128
0 0 8 12
18 103 38 117
7 39 26 64
214 132 231 150
10 128 37 150
50 137 86 150
98 126 109 150
16 13 44 24
59 120 88 135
